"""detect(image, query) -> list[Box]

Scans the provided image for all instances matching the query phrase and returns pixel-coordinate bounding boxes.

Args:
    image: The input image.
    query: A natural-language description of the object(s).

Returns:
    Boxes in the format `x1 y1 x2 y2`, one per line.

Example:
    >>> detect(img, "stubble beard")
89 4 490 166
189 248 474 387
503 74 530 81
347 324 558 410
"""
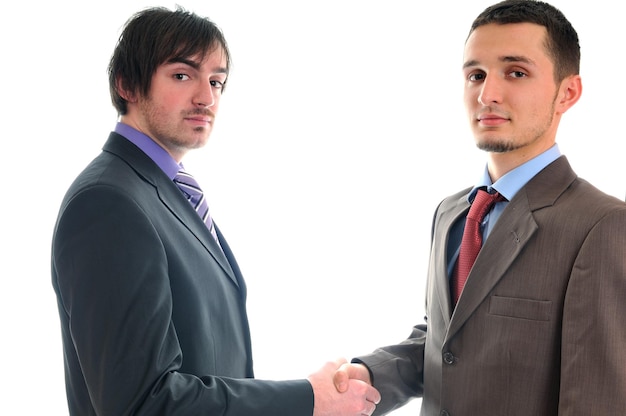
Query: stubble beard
475 104 555 154
477 138 518 153
141 99 212 153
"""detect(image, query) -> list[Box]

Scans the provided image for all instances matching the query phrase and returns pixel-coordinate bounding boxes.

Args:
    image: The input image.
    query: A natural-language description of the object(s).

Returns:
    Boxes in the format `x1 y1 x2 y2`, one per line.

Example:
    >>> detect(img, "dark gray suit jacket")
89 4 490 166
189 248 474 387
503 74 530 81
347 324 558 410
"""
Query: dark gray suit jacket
52 133 312 415
357 156 626 415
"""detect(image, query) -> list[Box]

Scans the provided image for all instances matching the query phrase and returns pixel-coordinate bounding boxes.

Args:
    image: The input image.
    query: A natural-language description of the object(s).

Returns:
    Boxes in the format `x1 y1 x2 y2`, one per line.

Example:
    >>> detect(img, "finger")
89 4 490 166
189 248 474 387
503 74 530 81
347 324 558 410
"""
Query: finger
333 367 349 393
361 401 377 416
333 357 348 367
367 386 381 404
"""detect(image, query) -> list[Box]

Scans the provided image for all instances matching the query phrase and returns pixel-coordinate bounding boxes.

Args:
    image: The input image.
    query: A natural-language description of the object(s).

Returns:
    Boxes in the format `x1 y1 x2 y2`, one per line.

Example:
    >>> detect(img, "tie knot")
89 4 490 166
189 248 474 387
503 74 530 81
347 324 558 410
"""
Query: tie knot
467 188 505 222
173 170 203 200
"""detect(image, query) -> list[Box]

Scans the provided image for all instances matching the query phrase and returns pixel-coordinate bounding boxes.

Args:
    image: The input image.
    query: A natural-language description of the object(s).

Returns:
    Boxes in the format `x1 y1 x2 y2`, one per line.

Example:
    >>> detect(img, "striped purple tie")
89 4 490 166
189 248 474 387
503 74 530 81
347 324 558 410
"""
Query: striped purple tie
173 169 219 244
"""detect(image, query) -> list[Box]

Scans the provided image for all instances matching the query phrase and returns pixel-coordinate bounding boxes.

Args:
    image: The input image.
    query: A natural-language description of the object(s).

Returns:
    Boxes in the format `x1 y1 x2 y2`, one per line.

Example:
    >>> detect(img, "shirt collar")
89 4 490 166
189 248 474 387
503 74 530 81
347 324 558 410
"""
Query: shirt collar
469 143 562 202
114 122 181 179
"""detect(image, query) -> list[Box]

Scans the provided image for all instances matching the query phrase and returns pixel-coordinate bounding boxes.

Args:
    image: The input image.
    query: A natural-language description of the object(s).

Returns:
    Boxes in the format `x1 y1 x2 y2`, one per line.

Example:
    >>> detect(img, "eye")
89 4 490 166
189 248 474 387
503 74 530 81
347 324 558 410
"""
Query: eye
174 73 190 81
468 72 486 82
508 70 527 78
210 79 225 90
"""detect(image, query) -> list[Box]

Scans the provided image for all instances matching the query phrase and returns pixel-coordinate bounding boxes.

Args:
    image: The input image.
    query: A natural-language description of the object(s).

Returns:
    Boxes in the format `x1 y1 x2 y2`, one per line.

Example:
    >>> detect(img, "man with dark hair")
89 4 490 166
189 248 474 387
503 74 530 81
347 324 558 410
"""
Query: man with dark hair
334 1 626 414
51 7 380 415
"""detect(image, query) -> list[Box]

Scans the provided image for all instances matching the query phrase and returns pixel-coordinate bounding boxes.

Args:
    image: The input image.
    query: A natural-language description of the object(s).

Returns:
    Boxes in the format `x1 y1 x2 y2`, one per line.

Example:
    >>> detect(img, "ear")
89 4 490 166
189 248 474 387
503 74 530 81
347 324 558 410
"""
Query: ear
116 76 137 103
555 74 582 115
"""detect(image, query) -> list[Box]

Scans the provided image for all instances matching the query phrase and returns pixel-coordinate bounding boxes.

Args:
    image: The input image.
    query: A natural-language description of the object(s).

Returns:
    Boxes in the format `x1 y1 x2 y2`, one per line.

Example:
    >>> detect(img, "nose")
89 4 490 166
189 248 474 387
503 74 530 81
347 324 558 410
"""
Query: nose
477 75 502 105
193 79 217 108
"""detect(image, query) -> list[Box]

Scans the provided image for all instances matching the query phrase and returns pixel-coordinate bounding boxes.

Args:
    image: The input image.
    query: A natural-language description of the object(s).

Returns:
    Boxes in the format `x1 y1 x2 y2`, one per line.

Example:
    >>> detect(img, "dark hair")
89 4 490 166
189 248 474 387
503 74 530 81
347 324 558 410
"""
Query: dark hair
108 6 231 115
468 0 580 83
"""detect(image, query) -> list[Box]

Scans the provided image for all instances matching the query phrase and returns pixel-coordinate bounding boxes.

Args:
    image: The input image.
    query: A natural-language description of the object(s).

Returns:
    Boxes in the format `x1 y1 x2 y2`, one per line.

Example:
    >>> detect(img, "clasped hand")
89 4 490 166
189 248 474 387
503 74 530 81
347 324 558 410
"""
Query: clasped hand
308 358 379 416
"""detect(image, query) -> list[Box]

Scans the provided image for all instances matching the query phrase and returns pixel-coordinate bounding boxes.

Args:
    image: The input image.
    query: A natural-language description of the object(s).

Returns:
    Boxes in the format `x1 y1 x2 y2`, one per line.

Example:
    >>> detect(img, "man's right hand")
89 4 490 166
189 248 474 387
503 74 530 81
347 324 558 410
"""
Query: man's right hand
332 361 371 393
307 358 379 416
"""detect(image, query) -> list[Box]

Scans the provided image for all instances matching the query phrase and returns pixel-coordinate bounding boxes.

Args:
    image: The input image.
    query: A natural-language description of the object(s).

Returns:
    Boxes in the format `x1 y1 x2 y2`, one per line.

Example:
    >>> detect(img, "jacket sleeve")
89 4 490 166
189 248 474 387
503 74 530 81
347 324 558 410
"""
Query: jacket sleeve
52 185 313 416
558 206 626 414
353 323 426 415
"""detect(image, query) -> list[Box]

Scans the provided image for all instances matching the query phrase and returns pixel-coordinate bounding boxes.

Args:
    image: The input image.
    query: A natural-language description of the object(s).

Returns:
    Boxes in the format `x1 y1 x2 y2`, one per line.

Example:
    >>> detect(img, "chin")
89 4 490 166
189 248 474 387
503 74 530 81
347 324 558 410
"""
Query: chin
476 138 514 153
191 131 211 146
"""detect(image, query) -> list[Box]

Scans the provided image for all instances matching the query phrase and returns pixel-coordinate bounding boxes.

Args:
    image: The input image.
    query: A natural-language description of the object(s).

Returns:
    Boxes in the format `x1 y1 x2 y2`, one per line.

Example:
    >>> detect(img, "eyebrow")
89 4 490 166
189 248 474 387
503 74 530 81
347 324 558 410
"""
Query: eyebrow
166 57 228 74
463 55 536 69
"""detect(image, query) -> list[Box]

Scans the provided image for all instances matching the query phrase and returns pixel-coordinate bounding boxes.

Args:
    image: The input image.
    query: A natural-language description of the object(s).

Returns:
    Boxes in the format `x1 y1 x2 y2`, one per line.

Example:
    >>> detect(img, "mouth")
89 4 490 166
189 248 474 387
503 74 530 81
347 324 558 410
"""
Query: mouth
476 113 509 127
185 116 212 126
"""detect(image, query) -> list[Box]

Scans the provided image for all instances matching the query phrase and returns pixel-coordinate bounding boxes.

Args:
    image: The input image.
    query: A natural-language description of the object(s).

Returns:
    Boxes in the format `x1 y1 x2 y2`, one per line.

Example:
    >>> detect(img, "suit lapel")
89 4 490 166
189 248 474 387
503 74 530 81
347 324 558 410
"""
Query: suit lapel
103 132 239 288
447 193 538 339
445 156 576 341
156 182 237 284
433 194 469 326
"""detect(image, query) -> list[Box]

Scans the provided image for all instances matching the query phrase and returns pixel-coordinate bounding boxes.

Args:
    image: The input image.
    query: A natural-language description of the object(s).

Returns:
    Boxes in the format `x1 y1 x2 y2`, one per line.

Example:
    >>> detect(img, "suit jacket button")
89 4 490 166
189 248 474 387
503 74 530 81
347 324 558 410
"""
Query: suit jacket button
440 410 450 416
443 352 455 365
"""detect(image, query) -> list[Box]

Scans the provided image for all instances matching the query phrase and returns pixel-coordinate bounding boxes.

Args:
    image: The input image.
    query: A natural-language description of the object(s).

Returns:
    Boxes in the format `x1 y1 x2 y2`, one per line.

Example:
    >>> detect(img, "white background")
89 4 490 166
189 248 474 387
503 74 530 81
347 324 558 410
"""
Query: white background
1 0 623 414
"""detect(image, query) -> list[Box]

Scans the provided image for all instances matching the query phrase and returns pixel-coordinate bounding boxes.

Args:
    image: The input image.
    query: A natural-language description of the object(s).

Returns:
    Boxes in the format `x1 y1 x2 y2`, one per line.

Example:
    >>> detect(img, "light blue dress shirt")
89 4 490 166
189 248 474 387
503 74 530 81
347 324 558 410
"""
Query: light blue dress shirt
447 144 562 277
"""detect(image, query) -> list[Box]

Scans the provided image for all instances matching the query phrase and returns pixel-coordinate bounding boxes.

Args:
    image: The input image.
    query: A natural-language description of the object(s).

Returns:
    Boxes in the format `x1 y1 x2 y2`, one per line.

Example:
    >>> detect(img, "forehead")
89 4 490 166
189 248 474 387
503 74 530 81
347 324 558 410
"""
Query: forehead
463 22 550 66
198 47 228 71
164 46 228 72
201 45 227 66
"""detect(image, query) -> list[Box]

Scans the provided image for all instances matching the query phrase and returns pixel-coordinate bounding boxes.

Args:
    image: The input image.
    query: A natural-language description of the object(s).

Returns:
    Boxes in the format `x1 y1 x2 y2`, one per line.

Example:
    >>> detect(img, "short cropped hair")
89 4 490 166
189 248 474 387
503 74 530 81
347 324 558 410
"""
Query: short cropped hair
108 6 231 115
468 0 580 83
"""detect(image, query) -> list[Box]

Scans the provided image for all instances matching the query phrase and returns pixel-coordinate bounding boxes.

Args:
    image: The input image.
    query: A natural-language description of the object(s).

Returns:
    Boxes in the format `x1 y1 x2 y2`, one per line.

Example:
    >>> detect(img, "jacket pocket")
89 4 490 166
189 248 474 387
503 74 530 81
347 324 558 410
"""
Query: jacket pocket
488 295 551 321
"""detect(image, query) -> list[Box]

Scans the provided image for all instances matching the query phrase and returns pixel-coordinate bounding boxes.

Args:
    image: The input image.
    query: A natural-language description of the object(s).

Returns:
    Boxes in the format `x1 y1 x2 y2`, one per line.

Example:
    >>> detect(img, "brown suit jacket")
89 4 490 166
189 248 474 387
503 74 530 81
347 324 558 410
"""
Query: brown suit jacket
357 156 626 415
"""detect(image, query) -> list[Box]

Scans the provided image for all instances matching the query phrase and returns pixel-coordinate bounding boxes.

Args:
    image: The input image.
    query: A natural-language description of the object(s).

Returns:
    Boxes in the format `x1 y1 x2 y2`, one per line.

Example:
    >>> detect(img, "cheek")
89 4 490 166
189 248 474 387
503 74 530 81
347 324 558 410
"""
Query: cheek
212 92 224 109
463 85 477 104
463 90 477 115
523 91 552 115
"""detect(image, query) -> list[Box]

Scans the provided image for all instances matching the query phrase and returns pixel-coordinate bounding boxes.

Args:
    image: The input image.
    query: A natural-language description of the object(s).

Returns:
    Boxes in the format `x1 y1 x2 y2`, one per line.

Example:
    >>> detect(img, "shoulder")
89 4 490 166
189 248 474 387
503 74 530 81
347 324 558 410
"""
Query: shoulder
435 186 473 216
562 177 626 219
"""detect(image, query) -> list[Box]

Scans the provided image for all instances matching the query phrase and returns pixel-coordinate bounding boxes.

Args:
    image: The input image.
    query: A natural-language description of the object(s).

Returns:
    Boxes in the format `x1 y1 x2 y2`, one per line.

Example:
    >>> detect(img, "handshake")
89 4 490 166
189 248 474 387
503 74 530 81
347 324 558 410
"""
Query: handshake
307 358 380 416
